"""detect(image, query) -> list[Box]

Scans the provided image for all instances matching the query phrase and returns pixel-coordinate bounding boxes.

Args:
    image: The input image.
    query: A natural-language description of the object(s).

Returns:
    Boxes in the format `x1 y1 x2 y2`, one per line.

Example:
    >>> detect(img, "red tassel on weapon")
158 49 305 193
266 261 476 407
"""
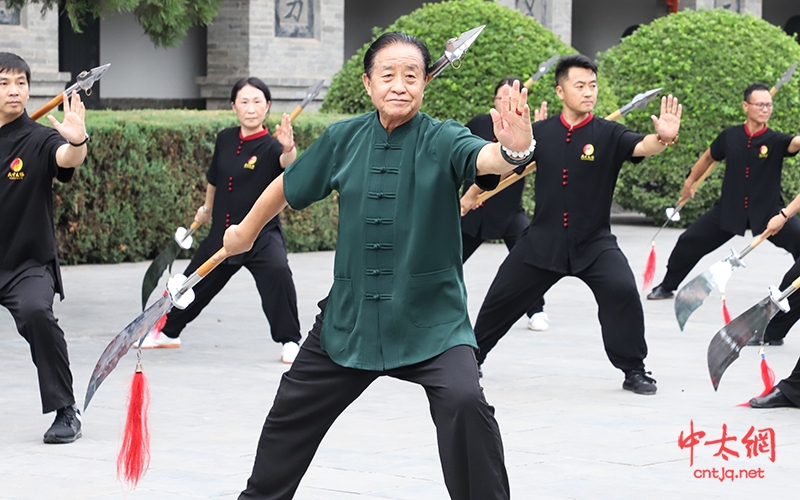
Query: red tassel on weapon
739 348 776 406
642 241 656 291
758 350 776 397
721 295 731 324
118 358 150 487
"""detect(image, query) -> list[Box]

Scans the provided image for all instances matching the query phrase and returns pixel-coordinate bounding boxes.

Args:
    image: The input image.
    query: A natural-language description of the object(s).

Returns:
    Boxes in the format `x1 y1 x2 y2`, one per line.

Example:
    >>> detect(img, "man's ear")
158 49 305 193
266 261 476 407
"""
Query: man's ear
362 73 372 97
555 85 565 101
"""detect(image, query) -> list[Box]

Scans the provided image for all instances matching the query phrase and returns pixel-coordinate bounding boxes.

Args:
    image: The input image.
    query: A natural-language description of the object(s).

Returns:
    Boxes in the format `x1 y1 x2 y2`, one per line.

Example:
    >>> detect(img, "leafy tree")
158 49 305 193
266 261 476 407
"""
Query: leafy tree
4 0 221 47
598 9 800 225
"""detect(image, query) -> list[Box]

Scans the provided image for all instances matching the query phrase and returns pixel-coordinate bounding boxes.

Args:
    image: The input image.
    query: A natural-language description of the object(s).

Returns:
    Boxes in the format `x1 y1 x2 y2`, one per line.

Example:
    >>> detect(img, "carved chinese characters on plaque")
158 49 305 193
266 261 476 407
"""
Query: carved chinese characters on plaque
276 0 314 38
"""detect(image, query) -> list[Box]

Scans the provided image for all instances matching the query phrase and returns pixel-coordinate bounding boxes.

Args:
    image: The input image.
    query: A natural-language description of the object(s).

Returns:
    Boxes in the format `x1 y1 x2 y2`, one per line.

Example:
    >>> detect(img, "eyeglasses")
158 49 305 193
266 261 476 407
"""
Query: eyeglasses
746 102 774 110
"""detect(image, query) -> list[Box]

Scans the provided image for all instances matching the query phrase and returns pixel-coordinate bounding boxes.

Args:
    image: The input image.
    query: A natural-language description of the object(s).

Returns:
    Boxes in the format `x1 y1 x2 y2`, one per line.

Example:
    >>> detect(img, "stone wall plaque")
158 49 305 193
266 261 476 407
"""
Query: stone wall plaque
0 7 21 25
275 0 314 38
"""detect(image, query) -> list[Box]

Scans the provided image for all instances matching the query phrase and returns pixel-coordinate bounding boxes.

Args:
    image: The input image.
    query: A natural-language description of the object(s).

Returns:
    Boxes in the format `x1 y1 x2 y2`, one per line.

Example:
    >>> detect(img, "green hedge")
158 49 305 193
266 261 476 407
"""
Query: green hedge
321 0 631 217
598 9 800 225
50 110 346 264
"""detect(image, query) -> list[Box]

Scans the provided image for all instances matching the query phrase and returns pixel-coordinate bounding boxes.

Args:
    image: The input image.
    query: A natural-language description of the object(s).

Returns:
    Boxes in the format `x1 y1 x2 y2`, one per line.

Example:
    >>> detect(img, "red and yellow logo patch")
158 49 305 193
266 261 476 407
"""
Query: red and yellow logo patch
581 144 595 161
759 145 768 158
244 156 257 170
7 157 24 180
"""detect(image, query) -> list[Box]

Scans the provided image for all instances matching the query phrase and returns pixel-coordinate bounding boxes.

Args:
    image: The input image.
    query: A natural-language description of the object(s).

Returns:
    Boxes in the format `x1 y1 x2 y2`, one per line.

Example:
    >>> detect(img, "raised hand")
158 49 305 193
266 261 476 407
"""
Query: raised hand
533 101 548 123
48 91 86 145
650 94 681 141
274 113 294 149
489 80 534 152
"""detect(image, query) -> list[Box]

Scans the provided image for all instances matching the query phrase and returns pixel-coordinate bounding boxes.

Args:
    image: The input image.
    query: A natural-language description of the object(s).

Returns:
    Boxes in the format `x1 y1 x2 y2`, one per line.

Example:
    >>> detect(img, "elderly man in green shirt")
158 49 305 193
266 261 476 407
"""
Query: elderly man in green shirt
222 32 535 500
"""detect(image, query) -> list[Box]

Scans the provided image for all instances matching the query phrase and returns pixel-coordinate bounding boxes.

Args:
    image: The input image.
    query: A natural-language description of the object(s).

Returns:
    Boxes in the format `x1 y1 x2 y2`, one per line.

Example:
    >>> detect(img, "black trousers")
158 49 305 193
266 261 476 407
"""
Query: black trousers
776 355 800 407
659 205 800 292
463 212 544 315
239 300 510 500
474 245 647 372
0 269 75 413
764 256 800 341
163 229 301 344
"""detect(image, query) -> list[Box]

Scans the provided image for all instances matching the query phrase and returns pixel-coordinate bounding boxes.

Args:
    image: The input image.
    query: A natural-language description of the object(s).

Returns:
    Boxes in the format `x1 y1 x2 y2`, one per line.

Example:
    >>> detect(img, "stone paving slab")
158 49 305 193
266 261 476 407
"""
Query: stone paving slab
2 220 800 499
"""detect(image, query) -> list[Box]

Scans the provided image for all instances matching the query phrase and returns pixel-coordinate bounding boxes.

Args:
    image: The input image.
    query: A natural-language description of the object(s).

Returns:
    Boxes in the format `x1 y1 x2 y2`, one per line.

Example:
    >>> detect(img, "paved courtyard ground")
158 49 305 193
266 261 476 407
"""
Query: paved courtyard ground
2 218 799 499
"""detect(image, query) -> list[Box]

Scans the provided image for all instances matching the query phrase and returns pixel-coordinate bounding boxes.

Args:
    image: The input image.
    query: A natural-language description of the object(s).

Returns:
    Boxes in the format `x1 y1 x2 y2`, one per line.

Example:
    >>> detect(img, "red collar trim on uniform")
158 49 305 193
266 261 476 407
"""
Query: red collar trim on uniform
560 113 594 131
744 123 768 138
239 126 269 141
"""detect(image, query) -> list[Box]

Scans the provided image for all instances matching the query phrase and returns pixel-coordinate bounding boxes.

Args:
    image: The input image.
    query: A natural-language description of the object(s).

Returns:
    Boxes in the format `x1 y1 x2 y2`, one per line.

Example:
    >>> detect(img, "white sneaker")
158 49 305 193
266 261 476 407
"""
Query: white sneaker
281 341 300 364
527 312 550 331
139 329 181 349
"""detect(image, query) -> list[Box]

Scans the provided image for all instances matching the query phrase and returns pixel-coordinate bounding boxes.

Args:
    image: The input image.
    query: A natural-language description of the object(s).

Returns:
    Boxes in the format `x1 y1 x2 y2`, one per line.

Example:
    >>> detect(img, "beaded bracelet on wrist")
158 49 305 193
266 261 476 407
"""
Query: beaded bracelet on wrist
500 138 536 166
657 134 678 146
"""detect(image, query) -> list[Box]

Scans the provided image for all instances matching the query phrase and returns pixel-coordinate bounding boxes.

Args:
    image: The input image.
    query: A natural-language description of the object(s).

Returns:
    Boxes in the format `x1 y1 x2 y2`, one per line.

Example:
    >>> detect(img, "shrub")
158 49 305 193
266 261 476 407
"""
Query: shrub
321 0 627 123
50 110 345 264
598 9 800 225
322 0 634 216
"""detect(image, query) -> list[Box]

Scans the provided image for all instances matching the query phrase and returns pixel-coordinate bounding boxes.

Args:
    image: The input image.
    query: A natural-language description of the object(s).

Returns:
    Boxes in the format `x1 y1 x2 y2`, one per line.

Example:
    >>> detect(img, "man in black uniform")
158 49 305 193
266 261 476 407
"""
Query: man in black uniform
647 83 800 346
460 77 549 332
0 52 89 443
751 193 800 408
473 55 682 395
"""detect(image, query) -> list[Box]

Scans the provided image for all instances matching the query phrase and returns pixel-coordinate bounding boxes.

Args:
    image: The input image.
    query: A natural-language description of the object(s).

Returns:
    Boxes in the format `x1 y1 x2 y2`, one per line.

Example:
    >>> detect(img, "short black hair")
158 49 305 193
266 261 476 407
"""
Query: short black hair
363 32 431 77
554 54 597 86
0 52 30 84
494 77 522 96
744 82 770 102
230 77 271 103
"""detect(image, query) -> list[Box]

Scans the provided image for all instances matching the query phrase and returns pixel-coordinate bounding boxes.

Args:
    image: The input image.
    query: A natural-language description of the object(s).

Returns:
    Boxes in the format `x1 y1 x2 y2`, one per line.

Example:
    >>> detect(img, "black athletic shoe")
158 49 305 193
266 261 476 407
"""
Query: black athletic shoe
646 285 674 300
623 370 657 395
43 405 82 444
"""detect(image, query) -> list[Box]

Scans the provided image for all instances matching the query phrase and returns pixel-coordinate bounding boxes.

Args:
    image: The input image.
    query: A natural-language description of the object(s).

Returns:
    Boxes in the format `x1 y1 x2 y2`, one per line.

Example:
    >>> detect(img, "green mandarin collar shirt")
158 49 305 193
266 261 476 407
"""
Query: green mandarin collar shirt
284 111 494 370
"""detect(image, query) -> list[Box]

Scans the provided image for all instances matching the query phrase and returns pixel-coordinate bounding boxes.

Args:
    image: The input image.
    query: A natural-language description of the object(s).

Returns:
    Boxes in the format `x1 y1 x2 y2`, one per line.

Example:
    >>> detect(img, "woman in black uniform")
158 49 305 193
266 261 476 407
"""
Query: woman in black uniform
460 77 550 332
142 77 303 363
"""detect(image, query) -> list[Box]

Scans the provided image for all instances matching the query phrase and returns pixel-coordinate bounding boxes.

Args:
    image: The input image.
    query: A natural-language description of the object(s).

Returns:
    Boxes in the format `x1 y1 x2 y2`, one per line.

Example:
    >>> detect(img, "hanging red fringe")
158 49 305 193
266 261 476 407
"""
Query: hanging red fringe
739 348 776 407
642 241 657 291
721 295 731 324
117 362 151 487
150 313 168 339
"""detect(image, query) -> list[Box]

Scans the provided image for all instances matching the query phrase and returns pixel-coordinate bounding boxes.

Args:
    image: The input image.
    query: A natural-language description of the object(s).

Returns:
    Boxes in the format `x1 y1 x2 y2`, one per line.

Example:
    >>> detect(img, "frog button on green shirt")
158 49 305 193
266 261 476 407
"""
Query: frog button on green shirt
284 111 496 370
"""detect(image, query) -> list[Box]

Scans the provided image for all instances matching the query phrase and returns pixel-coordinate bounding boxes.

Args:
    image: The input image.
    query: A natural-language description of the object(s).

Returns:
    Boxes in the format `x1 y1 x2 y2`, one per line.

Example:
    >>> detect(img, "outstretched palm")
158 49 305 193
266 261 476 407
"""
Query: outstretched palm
650 95 682 140
48 91 86 145
490 80 534 152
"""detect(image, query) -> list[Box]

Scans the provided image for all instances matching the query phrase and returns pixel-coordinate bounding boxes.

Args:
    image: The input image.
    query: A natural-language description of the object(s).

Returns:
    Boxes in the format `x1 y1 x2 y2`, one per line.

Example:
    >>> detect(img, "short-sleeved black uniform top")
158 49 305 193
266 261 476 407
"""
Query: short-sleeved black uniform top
461 113 527 239
520 114 645 274
0 112 70 297
709 124 798 235
196 126 285 265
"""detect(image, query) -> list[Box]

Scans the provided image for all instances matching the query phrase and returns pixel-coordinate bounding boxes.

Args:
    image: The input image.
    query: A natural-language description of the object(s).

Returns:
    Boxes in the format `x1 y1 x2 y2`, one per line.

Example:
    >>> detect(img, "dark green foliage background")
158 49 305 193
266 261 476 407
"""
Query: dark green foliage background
321 0 640 217
50 110 344 264
598 9 800 226
7 0 221 47
322 0 589 123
